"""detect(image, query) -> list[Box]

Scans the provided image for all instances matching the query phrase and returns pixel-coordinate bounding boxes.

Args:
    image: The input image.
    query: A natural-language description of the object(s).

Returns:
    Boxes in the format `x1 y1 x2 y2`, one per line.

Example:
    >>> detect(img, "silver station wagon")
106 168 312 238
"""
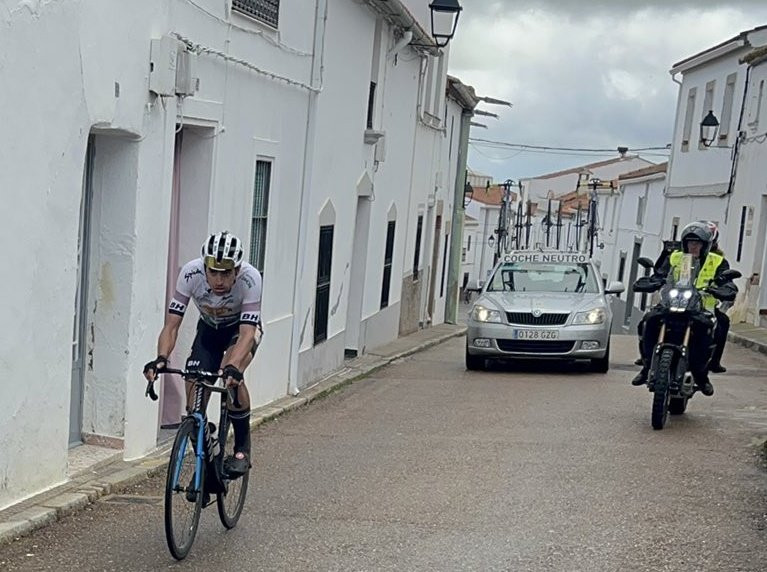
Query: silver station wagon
466 251 624 372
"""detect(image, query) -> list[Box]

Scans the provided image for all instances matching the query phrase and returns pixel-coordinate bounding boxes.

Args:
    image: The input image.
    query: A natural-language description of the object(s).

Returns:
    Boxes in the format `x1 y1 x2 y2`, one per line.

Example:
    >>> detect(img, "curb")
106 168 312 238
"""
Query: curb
727 330 767 356
0 326 465 547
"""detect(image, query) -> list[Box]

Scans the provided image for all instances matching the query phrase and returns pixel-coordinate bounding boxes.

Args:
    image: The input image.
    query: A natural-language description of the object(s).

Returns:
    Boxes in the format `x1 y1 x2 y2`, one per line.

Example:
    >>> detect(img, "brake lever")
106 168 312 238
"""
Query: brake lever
145 379 159 401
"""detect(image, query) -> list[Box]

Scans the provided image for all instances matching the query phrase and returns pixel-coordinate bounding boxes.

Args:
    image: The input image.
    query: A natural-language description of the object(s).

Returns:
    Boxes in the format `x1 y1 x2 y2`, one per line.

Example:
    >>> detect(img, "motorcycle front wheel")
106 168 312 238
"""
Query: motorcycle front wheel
651 347 674 430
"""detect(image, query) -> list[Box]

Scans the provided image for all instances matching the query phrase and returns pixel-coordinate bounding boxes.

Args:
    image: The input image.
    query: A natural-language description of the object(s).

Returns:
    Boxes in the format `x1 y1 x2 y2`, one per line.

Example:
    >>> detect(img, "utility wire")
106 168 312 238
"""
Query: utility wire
470 137 670 153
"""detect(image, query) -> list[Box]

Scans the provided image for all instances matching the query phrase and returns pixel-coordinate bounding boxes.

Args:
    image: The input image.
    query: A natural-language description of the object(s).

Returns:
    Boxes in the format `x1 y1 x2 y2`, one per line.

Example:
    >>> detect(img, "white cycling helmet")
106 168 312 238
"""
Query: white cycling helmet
201 231 244 271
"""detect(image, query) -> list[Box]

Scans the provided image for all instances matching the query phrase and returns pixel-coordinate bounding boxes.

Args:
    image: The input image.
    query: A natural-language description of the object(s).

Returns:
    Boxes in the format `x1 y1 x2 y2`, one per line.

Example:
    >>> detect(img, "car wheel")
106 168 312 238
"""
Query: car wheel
590 342 610 373
465 345 485 371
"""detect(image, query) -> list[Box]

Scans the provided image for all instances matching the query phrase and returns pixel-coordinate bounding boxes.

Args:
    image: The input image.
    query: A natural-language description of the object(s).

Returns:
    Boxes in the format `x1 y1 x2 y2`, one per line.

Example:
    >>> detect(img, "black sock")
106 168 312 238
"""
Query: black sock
229 410 251 455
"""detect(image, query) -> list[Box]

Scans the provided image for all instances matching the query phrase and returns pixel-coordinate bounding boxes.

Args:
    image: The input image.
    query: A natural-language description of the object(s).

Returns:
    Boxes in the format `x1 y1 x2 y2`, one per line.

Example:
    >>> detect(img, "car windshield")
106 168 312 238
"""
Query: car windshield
486 261 601 293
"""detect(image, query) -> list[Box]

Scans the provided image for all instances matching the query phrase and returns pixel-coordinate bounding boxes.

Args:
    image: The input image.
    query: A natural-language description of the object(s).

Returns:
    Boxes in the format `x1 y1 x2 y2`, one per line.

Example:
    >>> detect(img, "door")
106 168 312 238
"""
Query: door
427 215 442 319
70 137 95 447
345 197 371 356
161 131 186 428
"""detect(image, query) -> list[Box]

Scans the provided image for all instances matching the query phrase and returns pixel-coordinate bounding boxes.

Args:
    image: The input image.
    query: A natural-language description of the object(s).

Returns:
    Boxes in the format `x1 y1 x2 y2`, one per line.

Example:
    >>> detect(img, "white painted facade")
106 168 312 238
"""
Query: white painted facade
601 171 668 330
0 0 466 509
521 156 654 204
663 27 767 265
462 197 500 287
726 53 767 325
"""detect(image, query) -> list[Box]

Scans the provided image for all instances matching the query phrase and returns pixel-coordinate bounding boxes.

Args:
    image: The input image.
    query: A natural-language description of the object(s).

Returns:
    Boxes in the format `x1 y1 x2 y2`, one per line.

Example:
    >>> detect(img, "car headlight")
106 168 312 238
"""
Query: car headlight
471 304 502 323
573 307 606 325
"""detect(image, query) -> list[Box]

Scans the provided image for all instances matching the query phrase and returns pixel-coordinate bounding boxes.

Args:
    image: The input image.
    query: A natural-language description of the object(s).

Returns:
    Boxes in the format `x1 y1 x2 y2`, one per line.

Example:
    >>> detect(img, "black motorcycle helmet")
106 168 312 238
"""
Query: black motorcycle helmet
680 221 713 258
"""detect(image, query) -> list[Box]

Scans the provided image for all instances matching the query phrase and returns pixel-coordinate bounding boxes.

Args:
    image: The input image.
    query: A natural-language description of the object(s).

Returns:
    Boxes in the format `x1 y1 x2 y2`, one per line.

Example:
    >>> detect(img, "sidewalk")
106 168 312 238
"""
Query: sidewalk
0 323 466 546
728 322 767 355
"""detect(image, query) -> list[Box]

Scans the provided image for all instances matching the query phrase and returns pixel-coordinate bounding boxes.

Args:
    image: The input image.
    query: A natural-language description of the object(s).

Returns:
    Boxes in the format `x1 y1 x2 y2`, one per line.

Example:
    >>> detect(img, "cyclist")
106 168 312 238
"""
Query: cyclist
143 231 262 477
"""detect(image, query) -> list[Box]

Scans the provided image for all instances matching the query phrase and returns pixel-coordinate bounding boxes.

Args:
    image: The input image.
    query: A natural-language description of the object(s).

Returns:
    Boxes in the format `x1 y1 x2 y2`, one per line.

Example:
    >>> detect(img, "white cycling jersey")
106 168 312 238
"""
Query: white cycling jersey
169 259 262 329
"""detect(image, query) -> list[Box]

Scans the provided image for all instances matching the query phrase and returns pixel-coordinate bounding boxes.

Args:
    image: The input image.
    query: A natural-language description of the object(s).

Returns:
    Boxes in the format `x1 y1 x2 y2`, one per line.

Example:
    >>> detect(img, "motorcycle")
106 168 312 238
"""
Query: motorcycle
633 255 740 430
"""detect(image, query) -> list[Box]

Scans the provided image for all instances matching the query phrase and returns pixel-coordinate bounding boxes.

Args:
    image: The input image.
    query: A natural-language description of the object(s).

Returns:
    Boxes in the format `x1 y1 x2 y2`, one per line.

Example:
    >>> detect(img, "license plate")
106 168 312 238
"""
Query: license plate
511 329 559 340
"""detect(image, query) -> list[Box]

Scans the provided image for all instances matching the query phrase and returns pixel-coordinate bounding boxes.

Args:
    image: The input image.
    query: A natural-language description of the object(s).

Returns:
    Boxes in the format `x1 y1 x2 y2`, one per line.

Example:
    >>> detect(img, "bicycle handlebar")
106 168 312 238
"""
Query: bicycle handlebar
144 367 229 402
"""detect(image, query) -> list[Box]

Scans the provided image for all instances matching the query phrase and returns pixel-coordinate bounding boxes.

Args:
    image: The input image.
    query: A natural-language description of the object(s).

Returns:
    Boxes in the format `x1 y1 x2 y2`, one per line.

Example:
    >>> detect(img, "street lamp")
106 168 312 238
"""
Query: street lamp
700 110 720 147
487 235 495 249
428 0 463 47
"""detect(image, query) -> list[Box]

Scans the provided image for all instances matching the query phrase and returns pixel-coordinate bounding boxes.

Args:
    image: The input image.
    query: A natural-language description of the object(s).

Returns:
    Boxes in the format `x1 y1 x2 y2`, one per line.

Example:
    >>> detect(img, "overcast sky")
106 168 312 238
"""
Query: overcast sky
448 0 767 182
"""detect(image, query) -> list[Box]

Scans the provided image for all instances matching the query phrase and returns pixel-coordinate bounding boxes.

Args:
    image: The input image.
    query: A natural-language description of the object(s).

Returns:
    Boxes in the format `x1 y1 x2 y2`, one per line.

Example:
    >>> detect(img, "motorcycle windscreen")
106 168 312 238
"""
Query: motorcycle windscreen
677 253 694 287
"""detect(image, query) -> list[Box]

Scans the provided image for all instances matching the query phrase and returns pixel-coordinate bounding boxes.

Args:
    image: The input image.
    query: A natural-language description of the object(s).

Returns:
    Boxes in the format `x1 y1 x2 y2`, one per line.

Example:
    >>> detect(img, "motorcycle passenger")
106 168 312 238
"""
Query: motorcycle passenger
630 222 737 396
704 221 731 373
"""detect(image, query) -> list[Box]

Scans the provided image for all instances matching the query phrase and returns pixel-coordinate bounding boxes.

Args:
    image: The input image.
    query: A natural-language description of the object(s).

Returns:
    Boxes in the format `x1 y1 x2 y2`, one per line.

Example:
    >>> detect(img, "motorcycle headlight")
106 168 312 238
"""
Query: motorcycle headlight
471 305 502 323
573 307 606 325
669 288 679 298
682 290 693 300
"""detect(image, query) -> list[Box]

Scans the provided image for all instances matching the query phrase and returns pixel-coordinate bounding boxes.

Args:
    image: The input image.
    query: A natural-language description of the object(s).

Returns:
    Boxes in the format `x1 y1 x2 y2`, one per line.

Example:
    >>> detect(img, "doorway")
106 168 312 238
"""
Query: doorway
427 214 443 321
69 136 95 447
345 196 372 357
160 126 216 430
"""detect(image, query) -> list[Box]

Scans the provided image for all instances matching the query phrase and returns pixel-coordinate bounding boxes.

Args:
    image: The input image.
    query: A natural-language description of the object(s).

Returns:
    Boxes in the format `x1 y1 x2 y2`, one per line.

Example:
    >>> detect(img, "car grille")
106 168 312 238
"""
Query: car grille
496 340 575 354
506 312 569 326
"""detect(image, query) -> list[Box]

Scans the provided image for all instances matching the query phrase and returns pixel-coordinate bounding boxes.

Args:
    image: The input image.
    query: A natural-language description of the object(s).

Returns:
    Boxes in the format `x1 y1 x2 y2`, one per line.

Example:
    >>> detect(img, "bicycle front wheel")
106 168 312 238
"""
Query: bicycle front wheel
164 417 205 560
216 420 250 529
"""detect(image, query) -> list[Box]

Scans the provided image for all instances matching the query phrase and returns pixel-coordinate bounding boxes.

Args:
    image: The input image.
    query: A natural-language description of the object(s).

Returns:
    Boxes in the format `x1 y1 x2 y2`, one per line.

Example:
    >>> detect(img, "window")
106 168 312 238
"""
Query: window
380 221 395 309
681 87 697 151
467 235 472 251
719 73 737 144
232 0 279 28
413 214 423 281
737 206 747 262
314 225 334 344
699 80 716 149
249 160 271 271
671 217 680 241
461 247 466 262
440 234 449 297
636 183 649 226
366 82 376 129
751 80 765 129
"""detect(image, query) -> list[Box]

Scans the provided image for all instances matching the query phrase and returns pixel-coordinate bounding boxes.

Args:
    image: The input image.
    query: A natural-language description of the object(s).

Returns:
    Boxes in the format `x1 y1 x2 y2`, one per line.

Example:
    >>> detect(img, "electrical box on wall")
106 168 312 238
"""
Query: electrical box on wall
149 36 179 96
175 48 200 97
374 135 386 163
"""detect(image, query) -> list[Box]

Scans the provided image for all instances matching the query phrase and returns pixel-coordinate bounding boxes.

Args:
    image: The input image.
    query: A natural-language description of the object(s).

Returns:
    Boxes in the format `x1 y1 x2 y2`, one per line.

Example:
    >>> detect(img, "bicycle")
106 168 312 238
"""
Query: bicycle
145 367 250 560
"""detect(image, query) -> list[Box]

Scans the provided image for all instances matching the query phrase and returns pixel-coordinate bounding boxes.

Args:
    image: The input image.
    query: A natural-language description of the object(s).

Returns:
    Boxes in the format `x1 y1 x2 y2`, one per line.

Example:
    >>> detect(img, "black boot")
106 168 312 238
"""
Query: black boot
695 375 714 396
634 357 644 366
709 363 727 373
631 368 649 386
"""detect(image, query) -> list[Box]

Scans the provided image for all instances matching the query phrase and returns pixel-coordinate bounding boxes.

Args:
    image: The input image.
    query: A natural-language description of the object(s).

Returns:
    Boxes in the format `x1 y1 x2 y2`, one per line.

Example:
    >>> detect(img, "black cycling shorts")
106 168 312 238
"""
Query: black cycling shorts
185 319 258 373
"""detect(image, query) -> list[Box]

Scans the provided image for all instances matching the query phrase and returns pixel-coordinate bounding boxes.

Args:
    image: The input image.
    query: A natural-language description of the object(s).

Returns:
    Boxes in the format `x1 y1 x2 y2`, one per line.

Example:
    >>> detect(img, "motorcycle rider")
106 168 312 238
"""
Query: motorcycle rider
630 221 737 396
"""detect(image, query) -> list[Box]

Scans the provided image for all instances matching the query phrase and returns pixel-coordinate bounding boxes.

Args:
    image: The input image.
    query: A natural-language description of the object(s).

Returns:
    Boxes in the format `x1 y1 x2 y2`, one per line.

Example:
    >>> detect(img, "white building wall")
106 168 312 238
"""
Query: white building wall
0 0 465 509
725 58 767 324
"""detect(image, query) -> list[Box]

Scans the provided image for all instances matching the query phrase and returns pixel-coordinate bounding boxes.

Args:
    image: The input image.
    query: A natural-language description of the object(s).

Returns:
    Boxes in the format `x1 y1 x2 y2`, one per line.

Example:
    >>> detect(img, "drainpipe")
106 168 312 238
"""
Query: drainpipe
287 0 327 396
445 108 472 323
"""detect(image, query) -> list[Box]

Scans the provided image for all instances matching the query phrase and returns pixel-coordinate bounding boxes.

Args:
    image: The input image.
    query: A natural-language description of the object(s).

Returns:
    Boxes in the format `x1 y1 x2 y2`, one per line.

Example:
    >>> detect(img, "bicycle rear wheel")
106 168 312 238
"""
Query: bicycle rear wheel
165 417 205 560
216 419 250 529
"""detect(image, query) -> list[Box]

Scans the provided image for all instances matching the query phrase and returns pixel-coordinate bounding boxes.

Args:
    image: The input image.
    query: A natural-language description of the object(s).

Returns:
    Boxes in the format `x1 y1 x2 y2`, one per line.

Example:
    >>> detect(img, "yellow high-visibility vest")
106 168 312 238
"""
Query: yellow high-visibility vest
669 250 723 311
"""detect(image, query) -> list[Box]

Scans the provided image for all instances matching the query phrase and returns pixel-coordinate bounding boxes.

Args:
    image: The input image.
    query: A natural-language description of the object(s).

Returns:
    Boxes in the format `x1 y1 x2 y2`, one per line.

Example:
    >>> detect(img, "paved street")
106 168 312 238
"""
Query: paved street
1 334 767 571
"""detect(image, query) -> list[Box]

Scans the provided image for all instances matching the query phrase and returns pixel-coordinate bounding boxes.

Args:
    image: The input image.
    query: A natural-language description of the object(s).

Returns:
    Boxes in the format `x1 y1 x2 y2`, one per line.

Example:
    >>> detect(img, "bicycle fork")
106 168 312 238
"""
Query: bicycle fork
171 413 207 495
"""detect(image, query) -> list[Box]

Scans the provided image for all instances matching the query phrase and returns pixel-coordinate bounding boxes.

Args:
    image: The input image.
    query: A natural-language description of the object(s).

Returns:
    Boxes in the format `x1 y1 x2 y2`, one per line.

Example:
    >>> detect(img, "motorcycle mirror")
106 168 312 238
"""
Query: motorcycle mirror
637 257 654 269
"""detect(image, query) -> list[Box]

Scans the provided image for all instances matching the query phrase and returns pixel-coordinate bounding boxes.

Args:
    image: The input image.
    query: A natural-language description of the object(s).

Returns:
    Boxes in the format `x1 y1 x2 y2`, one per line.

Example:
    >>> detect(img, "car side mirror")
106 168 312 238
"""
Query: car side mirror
637 257 654 270
605 281 625 294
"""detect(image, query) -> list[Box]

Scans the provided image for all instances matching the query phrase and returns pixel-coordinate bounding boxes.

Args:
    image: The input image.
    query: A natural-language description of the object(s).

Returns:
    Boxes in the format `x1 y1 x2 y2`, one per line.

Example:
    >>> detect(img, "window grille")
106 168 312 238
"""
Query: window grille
380 221 396 309
249 160 271 271
232 0 279 28
413 215 423 281
314 225 334 344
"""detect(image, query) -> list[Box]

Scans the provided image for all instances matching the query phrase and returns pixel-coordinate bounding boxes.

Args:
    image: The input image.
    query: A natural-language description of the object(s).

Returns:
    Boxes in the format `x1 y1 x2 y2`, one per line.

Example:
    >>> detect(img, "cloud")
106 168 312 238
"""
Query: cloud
449 1 767 180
